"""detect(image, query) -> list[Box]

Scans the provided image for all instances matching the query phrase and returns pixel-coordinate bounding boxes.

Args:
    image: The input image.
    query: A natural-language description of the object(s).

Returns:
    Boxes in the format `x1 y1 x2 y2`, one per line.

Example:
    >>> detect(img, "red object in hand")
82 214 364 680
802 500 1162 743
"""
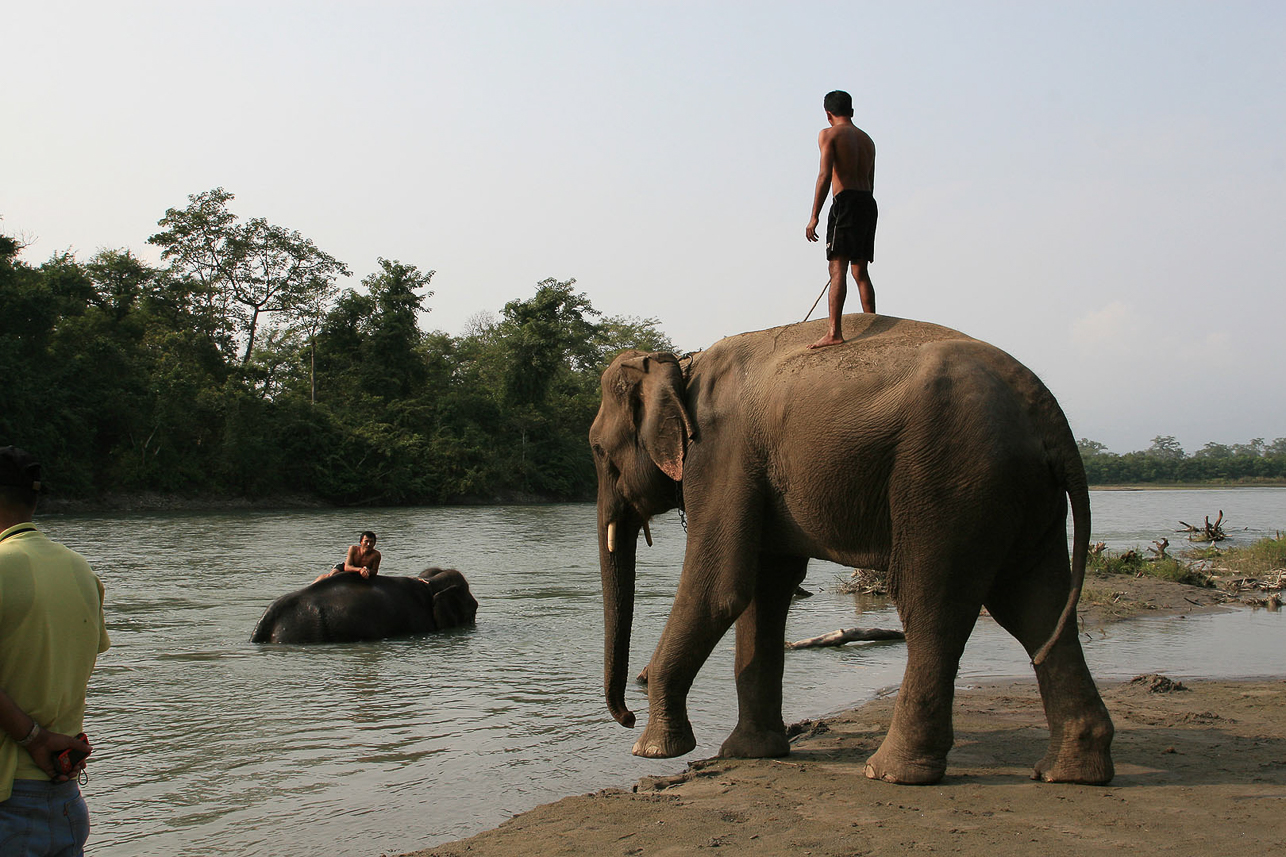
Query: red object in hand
54 733 90 776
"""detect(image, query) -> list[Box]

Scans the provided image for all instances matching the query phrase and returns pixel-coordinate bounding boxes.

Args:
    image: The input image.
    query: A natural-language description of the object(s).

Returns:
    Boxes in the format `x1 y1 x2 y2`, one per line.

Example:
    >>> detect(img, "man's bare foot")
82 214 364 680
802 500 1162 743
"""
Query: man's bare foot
809 333 844 349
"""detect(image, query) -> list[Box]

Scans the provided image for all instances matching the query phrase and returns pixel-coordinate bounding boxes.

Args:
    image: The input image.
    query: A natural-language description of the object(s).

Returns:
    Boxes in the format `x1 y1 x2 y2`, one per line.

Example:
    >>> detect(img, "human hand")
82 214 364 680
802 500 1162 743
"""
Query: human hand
360 567 371 578
25 728 91 782
806 218 819 242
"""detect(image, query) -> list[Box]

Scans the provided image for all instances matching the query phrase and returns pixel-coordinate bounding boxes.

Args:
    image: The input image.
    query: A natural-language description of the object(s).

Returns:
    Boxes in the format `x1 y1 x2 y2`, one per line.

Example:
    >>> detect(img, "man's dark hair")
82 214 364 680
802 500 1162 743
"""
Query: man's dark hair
361 531 377 543
0 447 41 509
824 90 854 118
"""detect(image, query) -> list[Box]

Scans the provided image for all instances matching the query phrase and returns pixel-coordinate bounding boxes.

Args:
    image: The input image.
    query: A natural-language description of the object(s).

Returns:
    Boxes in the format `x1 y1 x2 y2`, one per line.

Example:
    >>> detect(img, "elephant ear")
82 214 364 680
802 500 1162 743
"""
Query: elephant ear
620 353 693 482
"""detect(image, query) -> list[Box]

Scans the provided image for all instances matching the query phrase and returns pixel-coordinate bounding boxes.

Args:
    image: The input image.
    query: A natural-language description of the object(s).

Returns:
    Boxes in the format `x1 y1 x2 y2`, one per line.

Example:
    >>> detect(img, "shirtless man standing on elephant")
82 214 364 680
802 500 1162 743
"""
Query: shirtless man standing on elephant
805 89 877 349
315 531 381 582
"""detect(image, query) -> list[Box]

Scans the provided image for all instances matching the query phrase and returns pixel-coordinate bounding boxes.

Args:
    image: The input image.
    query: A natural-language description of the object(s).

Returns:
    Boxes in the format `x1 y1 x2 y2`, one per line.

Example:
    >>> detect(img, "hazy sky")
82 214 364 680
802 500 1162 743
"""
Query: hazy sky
4 2 1282 453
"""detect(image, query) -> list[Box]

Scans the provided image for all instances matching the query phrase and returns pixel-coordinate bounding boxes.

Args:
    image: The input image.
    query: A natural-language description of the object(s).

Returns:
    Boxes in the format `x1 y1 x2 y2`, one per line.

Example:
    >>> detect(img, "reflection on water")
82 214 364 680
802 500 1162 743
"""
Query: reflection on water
35 488 1286 856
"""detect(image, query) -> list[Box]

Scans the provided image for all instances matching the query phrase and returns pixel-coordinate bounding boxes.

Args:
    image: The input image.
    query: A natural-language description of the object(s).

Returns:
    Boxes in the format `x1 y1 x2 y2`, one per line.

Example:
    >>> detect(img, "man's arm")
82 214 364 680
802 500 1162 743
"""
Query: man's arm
341 545 363 573
806 128 835 242
0 687 91 781
366 550 381 577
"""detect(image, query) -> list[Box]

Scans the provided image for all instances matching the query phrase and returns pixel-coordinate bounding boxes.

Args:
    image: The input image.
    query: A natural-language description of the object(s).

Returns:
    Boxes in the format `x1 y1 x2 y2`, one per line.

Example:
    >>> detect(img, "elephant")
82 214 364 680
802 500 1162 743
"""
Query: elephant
589 313 1114 786
250 567 478 644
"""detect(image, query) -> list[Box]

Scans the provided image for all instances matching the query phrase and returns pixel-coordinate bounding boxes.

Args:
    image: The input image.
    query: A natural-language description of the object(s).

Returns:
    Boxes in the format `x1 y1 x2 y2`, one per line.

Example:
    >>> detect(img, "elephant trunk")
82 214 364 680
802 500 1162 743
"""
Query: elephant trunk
600 508 639 728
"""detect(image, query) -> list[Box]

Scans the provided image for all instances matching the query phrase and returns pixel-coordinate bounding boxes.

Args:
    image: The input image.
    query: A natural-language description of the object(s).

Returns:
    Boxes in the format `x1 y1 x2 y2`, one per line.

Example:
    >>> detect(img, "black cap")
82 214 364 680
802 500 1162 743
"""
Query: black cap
0 447 42 493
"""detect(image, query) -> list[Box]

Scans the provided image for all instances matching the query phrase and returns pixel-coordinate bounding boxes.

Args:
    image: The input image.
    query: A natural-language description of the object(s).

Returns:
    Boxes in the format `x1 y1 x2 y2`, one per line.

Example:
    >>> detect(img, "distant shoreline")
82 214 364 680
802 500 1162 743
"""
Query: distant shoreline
37 490 585 516
1091 480 1286 491
35 481 1286 515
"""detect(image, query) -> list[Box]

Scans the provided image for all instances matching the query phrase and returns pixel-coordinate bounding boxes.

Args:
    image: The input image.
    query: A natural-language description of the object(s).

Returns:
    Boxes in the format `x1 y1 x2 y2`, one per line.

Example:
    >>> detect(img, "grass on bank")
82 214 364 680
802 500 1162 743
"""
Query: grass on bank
1089 531 1286 587
1186 532 1286 578
832 533 1285 596
1088 549 1213 586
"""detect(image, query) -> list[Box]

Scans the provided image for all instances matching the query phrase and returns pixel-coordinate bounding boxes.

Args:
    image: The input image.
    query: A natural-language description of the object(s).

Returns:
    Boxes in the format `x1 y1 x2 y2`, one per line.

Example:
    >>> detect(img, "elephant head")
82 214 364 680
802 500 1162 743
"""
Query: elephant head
588 350 694 728
417 567 479 630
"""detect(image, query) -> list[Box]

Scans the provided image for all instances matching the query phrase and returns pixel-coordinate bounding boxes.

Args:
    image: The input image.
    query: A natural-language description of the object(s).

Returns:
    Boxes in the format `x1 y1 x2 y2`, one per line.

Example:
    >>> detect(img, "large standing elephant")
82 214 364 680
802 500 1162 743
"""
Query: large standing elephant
590 314 1114 785
250 568 478 644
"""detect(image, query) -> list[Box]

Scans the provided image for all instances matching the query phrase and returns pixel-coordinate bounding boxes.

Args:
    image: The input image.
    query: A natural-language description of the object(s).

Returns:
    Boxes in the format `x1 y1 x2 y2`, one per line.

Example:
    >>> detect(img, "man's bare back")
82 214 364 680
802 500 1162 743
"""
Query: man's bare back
820 123 875 195
805 90 877 349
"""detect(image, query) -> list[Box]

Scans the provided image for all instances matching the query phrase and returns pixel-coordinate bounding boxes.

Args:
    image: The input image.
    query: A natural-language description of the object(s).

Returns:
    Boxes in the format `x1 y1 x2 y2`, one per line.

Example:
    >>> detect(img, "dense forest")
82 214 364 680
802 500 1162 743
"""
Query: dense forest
3 189 1283 506
1077 436 1286 486
1 189 672 505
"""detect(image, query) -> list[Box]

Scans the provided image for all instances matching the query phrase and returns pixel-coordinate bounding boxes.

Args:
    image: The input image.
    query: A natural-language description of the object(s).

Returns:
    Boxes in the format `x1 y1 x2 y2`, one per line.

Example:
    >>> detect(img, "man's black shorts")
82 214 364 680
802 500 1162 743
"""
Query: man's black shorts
826 189 877 263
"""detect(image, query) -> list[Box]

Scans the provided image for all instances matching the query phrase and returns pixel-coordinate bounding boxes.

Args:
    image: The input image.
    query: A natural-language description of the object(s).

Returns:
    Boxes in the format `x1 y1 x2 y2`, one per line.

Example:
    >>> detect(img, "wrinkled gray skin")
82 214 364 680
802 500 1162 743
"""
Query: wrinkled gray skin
250 568 478 644
590 314 1114 785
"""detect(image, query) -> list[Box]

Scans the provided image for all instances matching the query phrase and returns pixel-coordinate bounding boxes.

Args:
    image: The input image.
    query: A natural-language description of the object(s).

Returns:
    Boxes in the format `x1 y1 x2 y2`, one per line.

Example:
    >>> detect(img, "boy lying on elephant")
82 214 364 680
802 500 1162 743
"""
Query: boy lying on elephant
314 531 381 582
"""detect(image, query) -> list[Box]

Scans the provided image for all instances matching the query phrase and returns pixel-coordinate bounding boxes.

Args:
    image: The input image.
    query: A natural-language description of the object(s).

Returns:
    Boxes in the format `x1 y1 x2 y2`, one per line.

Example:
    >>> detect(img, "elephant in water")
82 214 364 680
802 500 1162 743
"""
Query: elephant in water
251 567 478 644
589 313 1114 785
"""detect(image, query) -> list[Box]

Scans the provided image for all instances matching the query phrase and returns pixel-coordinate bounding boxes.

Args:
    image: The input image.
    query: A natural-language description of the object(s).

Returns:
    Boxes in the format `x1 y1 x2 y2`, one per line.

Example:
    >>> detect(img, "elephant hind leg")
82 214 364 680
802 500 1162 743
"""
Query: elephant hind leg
985 532 1114 784
865 607 978 785
866 548 992 785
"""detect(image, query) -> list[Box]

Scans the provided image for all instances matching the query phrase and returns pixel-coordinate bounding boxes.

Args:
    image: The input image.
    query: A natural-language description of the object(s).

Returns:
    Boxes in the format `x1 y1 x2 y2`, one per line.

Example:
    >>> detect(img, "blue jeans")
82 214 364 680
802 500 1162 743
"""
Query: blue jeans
0 779 90 857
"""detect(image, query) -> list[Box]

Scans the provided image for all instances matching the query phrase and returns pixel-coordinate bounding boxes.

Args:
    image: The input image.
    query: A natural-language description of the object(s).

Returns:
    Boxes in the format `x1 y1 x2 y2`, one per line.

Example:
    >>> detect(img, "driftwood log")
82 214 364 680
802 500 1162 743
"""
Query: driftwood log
1178 511 1226 542
787 627 906 649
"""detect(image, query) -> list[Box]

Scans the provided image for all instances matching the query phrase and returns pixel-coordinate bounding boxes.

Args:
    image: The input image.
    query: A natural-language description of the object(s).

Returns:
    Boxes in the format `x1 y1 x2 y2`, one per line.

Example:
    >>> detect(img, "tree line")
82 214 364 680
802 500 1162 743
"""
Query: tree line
1077 436 1286 485
1 189 672 505
5 189 1281 506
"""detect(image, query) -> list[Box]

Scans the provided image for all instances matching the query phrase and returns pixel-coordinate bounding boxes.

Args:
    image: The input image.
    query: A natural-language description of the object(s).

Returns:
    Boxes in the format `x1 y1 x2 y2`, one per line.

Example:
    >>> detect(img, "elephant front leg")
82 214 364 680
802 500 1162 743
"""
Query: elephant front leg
631 629 707 759
633 531 761 759
720 554 808 759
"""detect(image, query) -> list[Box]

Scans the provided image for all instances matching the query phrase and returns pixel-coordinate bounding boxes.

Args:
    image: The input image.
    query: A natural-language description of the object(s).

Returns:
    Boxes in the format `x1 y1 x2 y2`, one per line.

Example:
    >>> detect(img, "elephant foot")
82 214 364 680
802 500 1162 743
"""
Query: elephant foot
864 745 947 785
632 720 696 759
1032 721 1115 784
718 725 790 759
1032 753 1114 785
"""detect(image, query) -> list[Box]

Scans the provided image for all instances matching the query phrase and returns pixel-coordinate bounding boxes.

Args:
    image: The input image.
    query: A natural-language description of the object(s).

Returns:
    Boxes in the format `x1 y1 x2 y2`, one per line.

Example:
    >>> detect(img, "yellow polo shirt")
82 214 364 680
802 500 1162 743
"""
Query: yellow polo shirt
0 523 110 800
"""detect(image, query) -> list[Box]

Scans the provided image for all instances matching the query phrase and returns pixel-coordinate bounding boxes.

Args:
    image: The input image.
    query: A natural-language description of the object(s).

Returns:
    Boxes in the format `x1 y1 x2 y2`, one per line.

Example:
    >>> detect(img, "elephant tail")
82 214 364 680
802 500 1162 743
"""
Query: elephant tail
1032 397 1092 667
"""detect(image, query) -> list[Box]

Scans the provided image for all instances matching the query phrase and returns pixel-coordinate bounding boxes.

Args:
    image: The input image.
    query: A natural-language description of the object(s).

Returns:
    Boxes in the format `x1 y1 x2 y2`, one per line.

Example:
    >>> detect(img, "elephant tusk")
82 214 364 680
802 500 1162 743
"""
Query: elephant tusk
642 520 653 547
607 521 617 553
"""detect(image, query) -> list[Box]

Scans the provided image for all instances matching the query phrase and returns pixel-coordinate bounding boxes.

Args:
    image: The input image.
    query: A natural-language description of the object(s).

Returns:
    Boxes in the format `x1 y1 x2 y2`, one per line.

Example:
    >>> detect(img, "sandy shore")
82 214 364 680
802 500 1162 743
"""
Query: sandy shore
402 574 1285 857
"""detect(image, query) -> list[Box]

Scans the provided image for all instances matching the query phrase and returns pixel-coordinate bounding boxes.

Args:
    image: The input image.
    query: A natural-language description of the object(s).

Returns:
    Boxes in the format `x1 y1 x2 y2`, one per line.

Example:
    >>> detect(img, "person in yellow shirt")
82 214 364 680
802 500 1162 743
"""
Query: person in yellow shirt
0 446 110 857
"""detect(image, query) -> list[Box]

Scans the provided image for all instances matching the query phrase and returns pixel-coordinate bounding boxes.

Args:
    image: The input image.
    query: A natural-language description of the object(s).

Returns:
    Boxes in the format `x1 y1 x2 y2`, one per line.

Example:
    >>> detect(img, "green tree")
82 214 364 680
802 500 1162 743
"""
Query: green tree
1145 435 1185 461
1233 438 1267 458
360 258 435 400
148 188 350 364
1076 438 1112 457
499 278 600 408
1194 442 1233 459
592 314 676 371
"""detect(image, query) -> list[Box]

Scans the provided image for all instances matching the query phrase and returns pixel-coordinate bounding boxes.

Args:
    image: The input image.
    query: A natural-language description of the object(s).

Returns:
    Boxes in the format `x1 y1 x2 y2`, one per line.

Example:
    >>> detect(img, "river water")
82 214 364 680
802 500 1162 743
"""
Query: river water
35 488 1286 856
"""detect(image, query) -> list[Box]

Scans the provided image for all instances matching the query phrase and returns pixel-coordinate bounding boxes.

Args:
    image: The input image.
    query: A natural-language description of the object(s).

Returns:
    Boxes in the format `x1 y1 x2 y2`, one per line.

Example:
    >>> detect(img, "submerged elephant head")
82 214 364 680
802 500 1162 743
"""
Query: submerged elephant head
588 351 694 728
